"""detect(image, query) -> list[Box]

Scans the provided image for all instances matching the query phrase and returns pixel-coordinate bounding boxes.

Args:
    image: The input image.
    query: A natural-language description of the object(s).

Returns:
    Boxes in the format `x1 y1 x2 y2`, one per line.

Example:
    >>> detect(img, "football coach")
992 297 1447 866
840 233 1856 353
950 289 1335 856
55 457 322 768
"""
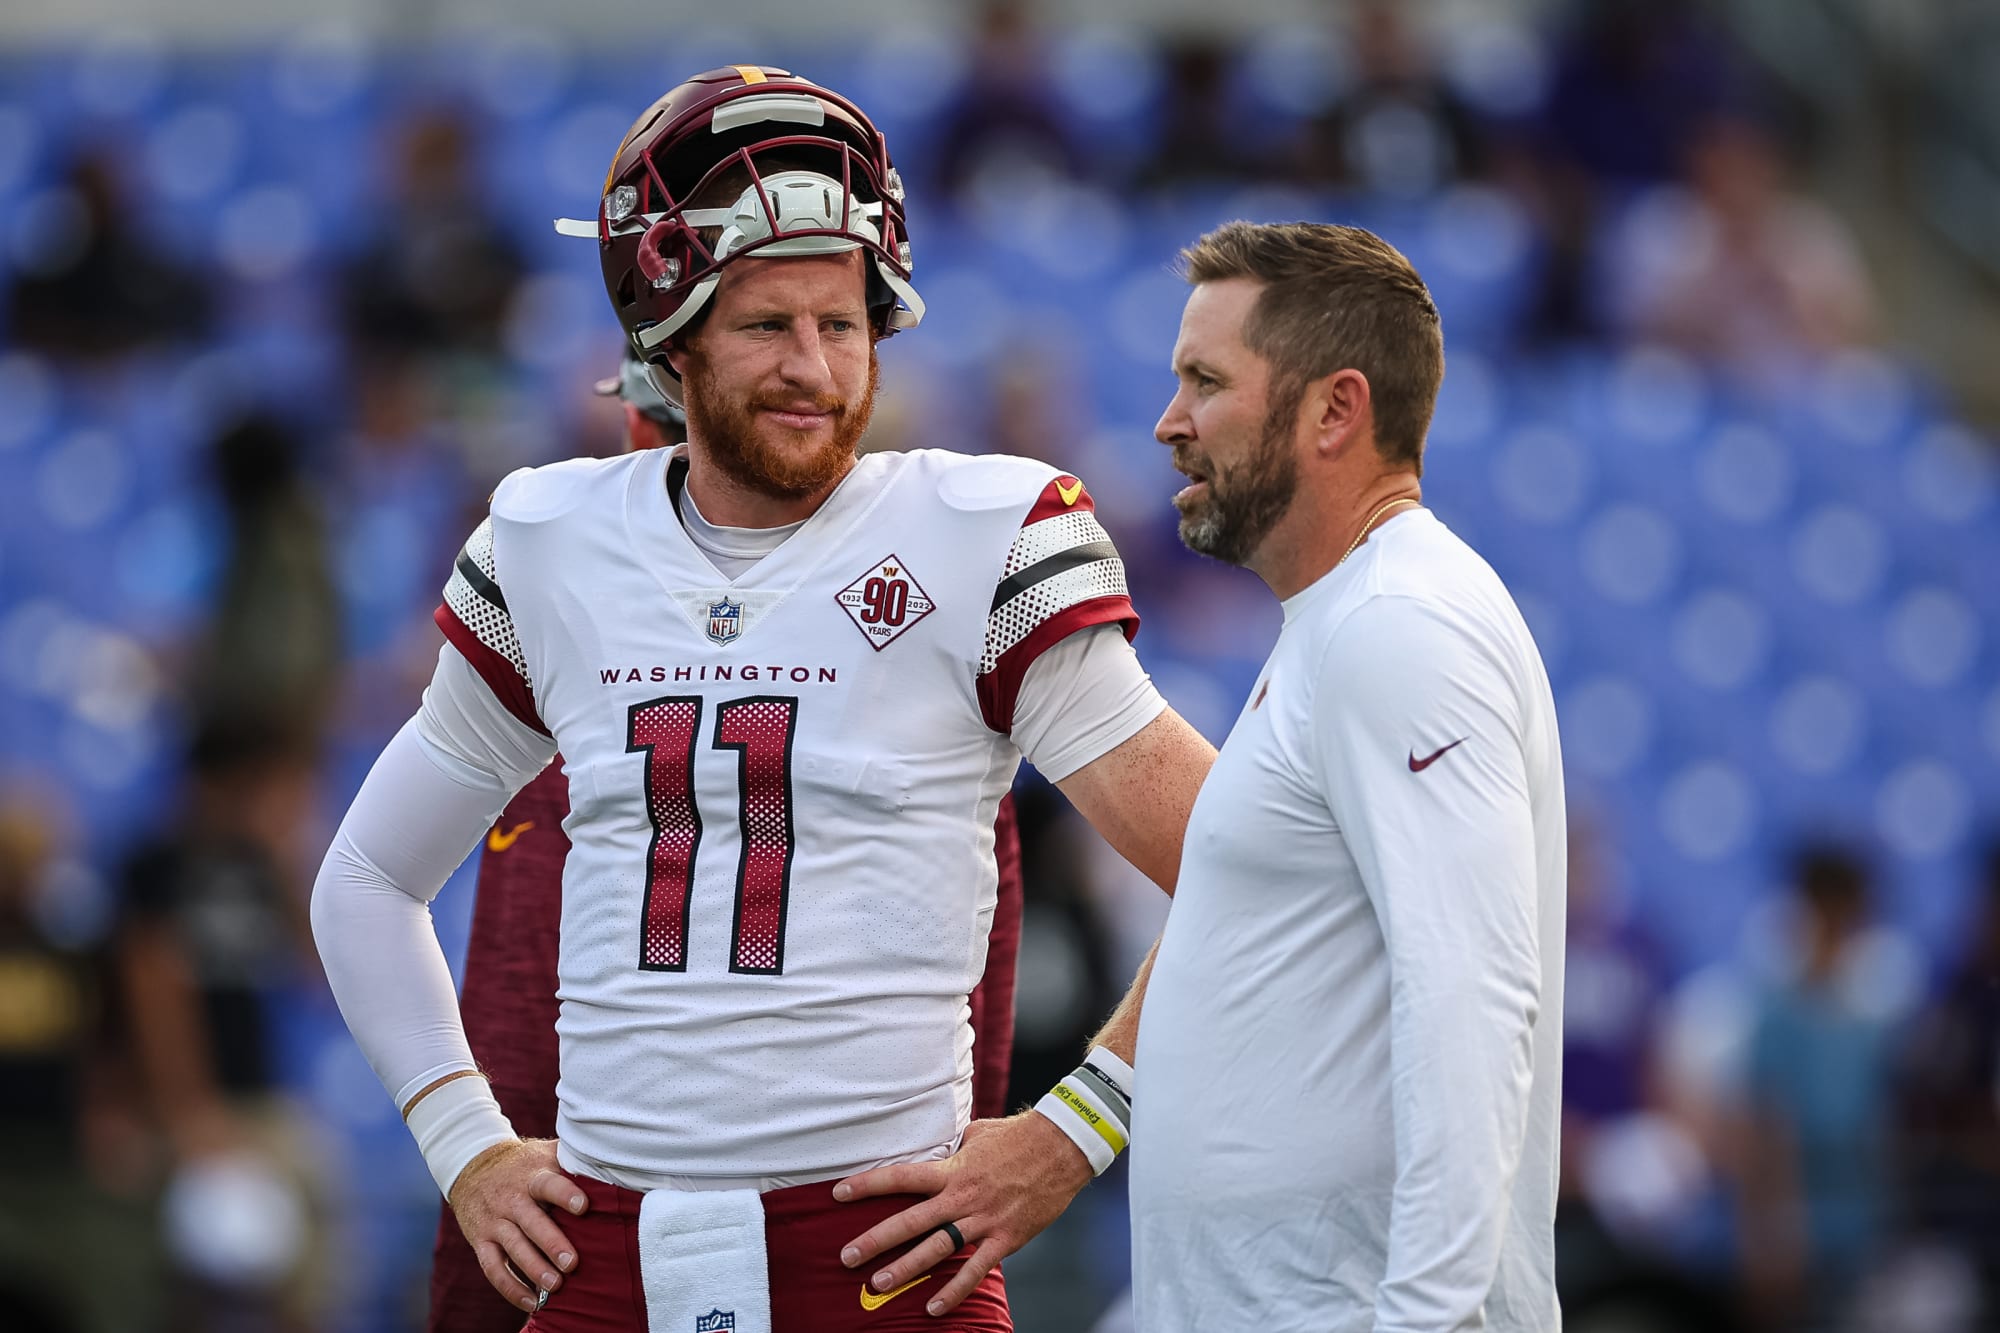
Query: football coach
1129 221 1566 1332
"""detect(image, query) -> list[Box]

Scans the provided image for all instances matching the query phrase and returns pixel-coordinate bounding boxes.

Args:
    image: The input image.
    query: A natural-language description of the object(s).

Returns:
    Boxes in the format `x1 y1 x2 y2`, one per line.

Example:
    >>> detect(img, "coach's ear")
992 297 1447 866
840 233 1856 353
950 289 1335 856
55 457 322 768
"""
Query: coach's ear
1303 367 1371 462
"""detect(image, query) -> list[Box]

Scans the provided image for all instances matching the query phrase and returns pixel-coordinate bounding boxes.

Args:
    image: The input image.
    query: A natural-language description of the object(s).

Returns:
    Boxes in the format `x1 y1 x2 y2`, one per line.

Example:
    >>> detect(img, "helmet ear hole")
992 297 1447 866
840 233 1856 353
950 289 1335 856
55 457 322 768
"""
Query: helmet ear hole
635 217 689 290
615 268 637 309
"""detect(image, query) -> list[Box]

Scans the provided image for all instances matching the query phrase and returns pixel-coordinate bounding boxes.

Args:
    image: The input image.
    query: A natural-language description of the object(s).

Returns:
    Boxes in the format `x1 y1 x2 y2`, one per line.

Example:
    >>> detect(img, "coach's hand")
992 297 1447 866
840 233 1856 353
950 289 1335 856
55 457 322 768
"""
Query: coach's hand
448 1138 589 1314
833 1111 1094 1317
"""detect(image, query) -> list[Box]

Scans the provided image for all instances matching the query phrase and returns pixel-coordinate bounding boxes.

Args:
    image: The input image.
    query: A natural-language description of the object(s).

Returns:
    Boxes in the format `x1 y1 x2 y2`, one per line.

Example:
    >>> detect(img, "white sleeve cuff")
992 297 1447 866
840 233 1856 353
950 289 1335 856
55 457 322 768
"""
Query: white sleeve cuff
1011 624 1167 782
407 1076 518 1199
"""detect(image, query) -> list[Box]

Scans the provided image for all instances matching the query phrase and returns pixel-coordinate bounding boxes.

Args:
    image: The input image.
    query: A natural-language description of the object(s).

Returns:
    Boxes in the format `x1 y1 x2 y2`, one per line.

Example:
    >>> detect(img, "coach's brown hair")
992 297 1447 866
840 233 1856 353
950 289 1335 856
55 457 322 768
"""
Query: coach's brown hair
1179 221 1443 474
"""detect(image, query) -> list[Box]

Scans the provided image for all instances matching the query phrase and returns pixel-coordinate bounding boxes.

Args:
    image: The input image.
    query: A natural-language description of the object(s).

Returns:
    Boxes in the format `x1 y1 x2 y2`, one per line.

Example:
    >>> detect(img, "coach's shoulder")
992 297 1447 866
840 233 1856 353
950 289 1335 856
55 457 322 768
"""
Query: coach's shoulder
1320 591 1475 677
490 453 643 525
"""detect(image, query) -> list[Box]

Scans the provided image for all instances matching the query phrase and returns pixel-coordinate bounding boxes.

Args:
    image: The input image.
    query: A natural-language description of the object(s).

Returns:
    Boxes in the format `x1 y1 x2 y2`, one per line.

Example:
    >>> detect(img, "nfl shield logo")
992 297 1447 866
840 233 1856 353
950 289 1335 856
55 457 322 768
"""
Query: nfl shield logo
706 598 742 646
695 1311 734 1332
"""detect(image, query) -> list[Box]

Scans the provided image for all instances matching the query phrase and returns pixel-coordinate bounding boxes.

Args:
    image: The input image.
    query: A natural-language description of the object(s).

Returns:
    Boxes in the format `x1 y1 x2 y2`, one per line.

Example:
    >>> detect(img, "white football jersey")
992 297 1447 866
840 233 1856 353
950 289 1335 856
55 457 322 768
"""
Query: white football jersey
434 445 1135 1183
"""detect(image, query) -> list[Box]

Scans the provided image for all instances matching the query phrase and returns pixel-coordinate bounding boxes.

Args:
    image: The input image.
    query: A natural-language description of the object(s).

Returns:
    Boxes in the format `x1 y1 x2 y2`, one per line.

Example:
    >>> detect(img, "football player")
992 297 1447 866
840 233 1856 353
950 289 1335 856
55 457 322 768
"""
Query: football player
424 355 1031 1333
313 66 1212 1331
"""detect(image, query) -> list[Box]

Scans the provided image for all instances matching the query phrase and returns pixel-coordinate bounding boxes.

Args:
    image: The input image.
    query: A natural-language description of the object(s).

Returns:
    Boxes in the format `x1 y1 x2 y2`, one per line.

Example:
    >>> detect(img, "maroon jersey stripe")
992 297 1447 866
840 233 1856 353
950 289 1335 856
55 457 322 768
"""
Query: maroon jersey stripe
976 596 1139 734
434 602 549 737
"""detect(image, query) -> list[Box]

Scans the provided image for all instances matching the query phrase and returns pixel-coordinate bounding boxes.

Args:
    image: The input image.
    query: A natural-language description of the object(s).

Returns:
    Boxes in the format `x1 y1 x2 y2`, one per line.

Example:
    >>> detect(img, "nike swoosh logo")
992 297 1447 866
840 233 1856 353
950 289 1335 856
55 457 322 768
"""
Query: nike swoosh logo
1408 739 1466 772
859 1275 930 1311
1055 477 1083 506
486 821 534 852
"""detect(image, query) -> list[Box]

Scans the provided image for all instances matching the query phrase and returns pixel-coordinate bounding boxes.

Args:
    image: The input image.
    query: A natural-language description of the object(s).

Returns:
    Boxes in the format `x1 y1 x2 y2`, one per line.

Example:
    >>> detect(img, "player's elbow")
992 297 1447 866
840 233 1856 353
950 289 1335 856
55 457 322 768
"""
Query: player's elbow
308 832 392 962
307 842 349 963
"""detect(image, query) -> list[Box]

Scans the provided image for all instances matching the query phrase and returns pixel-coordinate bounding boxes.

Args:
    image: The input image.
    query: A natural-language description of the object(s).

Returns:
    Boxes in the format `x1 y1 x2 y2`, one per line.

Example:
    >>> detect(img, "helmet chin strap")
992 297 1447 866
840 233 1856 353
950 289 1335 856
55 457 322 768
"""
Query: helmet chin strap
643 359 688 411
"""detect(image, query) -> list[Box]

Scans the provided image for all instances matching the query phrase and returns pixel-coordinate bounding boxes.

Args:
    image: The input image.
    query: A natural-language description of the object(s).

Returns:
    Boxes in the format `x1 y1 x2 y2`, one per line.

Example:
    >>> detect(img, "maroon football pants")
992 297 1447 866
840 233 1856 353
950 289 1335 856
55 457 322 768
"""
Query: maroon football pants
517 1173 1009 1332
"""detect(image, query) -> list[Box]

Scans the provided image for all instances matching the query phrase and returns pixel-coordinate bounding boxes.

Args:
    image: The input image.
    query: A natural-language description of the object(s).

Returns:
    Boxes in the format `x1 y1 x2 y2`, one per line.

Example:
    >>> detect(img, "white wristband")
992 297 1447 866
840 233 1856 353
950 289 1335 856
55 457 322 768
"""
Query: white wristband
1081 1045 1135 1099
406 1075 517 1199
1033 1046 1134 1177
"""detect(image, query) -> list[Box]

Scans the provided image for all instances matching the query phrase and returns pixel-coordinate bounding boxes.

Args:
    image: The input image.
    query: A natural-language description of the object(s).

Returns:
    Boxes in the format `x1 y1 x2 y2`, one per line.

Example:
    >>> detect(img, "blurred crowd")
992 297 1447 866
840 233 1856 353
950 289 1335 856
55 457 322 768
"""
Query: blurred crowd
0 2 1995 1331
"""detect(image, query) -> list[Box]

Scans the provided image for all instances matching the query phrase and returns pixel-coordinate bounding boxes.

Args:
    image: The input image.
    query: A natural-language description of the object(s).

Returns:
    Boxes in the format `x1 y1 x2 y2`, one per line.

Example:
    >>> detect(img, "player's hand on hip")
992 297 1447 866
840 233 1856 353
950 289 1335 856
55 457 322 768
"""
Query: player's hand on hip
833 1111 1094 1317
447 1138 588 1314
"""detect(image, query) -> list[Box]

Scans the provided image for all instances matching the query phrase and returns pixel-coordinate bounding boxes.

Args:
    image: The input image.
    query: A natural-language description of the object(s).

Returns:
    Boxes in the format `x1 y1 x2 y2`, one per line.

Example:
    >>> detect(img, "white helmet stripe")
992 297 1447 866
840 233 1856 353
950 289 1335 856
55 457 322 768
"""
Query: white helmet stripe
554 201 889 242
710 93 826 135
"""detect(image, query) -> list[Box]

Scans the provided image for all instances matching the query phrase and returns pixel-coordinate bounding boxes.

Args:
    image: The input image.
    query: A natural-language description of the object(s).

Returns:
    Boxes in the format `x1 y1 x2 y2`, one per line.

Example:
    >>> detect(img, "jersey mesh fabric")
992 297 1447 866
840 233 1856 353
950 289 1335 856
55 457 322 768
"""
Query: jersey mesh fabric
975 476 1137 732
997 511 1113 578
982 562 1131 672
437 518 545 735
443 521 531 681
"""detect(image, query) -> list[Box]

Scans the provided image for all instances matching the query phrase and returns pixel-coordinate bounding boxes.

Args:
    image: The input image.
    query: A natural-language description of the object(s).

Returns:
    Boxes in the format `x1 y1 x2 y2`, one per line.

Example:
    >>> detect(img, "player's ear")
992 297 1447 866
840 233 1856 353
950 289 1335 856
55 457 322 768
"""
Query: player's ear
1308 368 1371 460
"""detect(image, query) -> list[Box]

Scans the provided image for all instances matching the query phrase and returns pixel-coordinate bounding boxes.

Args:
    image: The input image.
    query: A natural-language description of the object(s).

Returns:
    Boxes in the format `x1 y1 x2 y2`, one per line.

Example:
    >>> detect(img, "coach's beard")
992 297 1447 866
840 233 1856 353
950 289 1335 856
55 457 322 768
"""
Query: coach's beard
1175 385 1301 568
682 350 880 501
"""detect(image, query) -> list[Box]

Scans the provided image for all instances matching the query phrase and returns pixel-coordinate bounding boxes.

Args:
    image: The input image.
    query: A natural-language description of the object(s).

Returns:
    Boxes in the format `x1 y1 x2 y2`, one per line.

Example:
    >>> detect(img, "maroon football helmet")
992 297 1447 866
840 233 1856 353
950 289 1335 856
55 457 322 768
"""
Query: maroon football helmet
557 64 923 401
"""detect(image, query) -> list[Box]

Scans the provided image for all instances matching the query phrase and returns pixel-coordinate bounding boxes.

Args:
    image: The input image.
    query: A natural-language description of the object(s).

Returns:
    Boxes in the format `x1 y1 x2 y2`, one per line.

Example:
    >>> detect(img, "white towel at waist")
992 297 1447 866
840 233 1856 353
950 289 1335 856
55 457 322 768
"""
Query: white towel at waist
637 1187 770 1333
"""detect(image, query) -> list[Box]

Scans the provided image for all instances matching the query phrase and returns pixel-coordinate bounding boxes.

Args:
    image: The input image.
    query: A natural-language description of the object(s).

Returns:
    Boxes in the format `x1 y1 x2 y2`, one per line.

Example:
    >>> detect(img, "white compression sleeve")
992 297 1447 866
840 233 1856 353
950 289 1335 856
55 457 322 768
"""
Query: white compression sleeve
310 650 556 1194
1010 623 1167 782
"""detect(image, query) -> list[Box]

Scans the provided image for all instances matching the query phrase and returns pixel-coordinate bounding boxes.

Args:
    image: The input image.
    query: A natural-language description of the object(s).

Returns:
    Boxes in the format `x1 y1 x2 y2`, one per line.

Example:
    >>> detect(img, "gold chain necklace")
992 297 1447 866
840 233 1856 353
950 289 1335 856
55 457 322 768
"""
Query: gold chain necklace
1337 497 1421 569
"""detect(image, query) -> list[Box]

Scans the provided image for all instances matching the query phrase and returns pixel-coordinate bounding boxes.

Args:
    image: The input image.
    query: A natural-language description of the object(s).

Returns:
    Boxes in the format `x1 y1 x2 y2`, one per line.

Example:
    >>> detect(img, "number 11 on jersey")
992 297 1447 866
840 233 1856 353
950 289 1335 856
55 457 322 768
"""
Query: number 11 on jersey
626 695 799 975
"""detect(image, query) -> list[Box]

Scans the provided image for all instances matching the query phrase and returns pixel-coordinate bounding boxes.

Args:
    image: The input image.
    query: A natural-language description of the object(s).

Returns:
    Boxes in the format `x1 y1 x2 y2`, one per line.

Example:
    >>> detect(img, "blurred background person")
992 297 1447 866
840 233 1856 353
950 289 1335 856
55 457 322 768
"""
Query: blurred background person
189 413 343 770
339 109 527 368
1555 815 1719 1322
1611 116 1877 381
930 0 1083 205
117 723 330 1331
3 148 212 361
1295 1 1479 196
1737 844 1918 1331
0 789 162 1333
1895 839 2000 1326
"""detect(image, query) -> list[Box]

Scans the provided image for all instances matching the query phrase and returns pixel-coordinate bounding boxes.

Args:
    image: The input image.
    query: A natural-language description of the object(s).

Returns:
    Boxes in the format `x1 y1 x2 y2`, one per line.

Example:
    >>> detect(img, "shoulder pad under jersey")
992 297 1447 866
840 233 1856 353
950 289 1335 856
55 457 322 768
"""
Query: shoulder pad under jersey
925 450 1068 514
490 454 639 525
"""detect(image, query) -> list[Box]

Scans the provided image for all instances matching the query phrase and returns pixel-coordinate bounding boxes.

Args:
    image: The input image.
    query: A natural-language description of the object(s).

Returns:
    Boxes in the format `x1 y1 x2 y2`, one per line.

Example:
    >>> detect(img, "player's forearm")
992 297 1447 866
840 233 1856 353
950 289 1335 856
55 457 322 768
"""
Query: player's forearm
311 820 484 1111
1056 709 1214 895
311 718 526 1192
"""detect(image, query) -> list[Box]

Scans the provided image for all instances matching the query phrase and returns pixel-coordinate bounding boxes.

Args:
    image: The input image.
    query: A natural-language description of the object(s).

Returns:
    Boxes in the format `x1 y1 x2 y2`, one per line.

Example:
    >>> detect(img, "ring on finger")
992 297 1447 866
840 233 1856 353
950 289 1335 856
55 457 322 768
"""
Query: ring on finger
934 1220 967 1252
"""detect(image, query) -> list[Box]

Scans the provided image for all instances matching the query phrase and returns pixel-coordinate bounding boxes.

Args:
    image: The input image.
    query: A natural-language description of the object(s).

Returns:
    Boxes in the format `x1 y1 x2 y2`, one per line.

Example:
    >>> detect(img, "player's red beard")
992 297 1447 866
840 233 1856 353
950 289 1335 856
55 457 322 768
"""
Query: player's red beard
680 347 880 501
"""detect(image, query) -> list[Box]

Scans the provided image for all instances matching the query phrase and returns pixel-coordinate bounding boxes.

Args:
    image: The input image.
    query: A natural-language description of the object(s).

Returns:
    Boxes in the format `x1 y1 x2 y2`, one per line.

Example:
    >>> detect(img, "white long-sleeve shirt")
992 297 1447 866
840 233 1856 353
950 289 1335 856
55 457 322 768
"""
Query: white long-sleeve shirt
1130 508 1566 1333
